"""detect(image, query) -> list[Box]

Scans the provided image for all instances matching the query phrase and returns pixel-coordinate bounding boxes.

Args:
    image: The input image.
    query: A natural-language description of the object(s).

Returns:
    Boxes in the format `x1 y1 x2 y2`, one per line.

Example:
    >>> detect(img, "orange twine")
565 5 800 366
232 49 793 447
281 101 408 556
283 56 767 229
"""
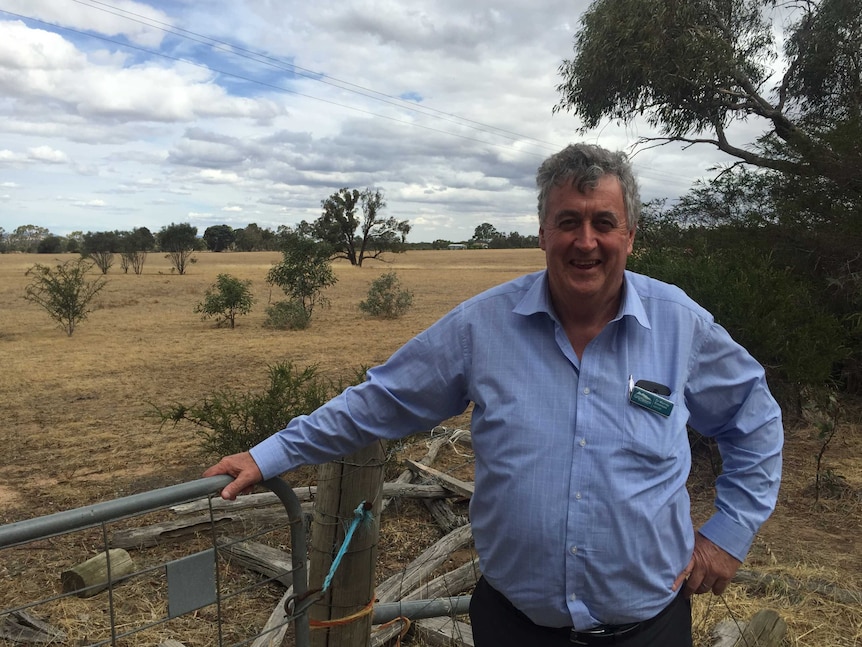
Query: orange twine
308 598 374 629
308 597 412 646
373 615 412 646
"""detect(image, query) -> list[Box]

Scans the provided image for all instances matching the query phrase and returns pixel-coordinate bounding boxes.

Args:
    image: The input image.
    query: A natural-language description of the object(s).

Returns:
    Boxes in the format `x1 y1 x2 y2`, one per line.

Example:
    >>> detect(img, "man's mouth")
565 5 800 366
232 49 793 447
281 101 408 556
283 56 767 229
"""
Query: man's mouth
571 259 600 270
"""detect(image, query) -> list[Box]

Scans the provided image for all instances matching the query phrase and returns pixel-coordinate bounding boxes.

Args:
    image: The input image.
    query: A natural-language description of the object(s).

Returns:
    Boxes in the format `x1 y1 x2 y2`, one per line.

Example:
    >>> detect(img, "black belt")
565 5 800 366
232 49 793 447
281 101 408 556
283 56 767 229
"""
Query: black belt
480 578 683 646
567 622 642 645
563 588 684 645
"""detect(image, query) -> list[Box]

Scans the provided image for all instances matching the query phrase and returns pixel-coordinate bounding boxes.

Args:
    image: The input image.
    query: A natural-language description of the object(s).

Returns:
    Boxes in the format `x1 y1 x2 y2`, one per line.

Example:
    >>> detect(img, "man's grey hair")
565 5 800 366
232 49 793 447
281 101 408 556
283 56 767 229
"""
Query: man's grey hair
536 143 641 230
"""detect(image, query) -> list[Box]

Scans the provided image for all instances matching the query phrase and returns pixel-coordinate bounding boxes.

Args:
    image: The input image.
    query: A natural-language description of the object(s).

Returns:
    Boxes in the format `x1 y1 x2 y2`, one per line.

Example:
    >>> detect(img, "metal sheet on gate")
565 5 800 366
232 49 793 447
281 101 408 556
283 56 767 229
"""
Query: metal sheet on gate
166 549 217 618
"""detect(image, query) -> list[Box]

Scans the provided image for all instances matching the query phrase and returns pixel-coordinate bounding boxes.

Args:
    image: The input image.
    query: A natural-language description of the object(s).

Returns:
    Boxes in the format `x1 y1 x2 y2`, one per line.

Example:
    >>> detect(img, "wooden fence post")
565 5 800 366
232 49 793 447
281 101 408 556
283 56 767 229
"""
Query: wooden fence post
308 441 385 647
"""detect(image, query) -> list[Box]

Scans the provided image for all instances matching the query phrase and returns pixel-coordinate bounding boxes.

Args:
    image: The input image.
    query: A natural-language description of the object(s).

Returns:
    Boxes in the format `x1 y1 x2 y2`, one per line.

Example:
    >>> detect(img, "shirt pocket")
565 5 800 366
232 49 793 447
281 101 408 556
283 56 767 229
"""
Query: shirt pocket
622 398 681 461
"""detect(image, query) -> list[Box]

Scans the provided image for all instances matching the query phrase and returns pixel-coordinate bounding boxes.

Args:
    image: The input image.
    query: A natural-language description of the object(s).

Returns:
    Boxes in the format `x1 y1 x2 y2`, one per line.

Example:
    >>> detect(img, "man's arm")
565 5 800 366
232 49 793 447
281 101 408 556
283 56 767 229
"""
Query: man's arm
683 322 784 592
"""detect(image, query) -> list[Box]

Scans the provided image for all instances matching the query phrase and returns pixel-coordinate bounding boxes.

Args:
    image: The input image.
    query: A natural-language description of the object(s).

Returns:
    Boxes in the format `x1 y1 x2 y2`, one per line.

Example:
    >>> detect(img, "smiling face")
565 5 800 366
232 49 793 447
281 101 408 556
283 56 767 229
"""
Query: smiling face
539 174 635 322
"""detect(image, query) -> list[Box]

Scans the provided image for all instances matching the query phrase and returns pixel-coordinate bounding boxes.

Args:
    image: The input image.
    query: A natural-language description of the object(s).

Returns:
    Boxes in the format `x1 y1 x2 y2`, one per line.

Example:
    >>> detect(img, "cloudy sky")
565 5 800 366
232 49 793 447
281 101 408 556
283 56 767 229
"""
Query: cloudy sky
0 0 774 243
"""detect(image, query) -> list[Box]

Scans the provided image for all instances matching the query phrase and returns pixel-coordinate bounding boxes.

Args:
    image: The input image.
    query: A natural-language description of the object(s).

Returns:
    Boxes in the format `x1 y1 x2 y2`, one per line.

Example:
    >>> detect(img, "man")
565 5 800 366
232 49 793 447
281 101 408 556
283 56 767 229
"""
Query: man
205 143 783 646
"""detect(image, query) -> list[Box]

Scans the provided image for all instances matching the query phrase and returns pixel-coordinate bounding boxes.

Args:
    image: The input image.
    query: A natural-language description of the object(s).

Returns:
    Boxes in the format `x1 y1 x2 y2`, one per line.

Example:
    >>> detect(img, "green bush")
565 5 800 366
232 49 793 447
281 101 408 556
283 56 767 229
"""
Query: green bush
24 258 107 336
630 247 847 403
266 233 336 322
155 362 360 458
359 272 414 319
194 273 254 329
264 299 311 330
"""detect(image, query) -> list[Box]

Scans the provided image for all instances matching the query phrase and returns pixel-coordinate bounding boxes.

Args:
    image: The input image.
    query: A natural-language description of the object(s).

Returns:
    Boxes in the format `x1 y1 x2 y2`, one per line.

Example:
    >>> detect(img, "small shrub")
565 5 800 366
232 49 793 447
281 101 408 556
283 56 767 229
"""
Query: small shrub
194 273 254 329
154 362 364 457
23 258 107 336
264 299 311 330
266 233 336 322
359 272 414 319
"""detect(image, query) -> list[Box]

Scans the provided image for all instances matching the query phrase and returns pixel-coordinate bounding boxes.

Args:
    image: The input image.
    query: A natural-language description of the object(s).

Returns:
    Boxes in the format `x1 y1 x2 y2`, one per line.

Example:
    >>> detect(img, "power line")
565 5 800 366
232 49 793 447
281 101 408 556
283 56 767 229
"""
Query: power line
5 1 563 158
0 7 558 160
71 0 564 152
1 3 703 189
65 1 711 188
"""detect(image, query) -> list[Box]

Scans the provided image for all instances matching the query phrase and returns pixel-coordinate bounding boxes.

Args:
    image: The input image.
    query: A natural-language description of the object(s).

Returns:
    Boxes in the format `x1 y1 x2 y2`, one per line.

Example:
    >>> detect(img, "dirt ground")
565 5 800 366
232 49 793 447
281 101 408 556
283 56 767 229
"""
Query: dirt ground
1 250 860 646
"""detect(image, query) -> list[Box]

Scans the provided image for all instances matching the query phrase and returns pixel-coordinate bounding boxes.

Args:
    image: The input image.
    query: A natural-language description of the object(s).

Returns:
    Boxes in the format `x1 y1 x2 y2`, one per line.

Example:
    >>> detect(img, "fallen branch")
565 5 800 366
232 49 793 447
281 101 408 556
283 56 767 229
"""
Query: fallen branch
376 523 473 604
403 460 474 499
734 569 862 605
371 557 480 647
111 505 312 549
172 482 448 515
382 431 452 513
251 585 294 647
0 610 66 644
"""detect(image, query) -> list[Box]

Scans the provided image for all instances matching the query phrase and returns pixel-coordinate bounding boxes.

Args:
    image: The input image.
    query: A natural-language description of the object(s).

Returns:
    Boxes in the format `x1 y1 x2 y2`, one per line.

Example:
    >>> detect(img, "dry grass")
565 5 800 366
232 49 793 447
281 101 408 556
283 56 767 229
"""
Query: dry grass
1 250 861 646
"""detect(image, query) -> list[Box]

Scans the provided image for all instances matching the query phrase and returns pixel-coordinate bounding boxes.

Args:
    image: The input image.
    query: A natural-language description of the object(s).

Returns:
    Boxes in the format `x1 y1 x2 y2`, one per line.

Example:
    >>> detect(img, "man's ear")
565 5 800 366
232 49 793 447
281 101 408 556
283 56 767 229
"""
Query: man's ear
539 226 546 250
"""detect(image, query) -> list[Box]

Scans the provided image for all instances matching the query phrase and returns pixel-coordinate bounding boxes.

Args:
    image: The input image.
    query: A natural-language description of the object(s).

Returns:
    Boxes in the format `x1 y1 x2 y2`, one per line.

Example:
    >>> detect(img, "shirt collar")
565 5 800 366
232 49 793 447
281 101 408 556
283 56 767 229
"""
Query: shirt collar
615 271 651 330
513 270 651 330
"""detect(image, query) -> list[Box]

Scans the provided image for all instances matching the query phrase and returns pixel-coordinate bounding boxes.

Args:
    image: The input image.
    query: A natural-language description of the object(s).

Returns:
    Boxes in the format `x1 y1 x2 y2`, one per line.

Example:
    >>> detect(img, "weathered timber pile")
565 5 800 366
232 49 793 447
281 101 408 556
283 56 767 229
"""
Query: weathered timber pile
12 429 844 646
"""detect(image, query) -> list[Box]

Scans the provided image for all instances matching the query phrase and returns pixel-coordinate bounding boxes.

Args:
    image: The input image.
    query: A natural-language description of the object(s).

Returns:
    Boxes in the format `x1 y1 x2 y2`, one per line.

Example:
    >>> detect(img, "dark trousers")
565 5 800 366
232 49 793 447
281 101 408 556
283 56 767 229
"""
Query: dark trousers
469 577 692 647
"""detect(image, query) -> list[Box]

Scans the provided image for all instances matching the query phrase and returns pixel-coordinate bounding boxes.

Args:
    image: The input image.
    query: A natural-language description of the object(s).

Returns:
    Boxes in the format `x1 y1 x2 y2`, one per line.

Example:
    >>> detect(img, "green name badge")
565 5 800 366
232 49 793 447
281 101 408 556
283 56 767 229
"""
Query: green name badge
629 385 674 417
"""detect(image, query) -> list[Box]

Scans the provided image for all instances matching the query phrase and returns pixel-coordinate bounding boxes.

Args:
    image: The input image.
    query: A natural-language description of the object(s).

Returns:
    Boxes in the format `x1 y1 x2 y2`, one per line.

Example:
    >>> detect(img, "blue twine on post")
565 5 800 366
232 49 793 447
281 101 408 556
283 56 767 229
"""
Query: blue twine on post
321 500 374 593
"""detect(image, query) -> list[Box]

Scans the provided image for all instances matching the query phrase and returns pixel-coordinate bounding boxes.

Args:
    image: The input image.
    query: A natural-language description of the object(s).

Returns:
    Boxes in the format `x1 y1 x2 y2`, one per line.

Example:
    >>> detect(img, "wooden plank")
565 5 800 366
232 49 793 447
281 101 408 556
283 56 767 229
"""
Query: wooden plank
732 609 786 647
172 482 447 515
734 569 862 605
376 524 473 604
216 537 294 587
382 431 451 513
423 498 468 534
110 505 313 549
371 557 480 647
0 610 66 644
250 585 293 647
403 460 474 499
413 617 475 647
711 618 745 647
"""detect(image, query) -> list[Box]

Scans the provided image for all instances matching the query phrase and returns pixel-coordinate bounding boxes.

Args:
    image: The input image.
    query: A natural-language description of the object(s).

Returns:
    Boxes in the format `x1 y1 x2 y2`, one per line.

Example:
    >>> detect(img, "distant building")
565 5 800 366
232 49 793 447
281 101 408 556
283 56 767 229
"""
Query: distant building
447 244 467 250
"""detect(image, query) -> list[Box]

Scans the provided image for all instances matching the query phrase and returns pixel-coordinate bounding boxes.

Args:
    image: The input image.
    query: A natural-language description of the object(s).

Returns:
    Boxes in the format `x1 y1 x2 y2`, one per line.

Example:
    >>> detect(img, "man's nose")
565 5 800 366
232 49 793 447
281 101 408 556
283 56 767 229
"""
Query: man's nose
572 223 598 250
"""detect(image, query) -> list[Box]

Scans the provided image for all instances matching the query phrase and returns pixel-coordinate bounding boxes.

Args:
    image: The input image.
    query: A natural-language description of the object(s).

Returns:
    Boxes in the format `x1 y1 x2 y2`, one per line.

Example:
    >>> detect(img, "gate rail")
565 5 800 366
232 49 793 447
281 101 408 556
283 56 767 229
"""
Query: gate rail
0 476 309 647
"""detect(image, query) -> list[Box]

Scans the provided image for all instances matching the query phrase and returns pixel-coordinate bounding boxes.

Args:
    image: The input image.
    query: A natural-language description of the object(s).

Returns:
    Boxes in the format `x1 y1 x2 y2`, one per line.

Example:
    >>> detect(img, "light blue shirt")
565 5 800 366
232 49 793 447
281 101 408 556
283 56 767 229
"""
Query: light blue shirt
251 270 783 629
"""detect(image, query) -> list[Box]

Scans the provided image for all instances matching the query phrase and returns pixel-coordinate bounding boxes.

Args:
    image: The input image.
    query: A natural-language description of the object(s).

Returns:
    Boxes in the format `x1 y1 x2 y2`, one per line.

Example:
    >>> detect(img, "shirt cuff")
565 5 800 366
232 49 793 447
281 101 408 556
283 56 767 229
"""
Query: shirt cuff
698 511 756 562
249 435 292 481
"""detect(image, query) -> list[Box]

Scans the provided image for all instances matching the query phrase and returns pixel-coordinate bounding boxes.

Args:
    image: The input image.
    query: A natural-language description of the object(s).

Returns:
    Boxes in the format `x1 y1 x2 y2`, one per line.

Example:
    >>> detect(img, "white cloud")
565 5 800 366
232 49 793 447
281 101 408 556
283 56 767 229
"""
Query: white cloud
0 1 768 241
72 199 107 208
1 0 170 47
28 146 68 163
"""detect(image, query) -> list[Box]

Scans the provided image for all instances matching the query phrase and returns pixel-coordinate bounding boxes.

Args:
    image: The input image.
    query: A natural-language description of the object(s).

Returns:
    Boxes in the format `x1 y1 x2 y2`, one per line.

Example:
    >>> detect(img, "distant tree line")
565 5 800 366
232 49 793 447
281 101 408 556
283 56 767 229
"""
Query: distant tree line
1 187 414 265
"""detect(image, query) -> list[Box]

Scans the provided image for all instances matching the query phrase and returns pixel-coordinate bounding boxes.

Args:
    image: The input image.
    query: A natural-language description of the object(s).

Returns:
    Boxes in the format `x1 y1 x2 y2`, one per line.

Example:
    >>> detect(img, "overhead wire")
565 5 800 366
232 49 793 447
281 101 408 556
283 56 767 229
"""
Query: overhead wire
0 1 703 188
0 7 556 160
69 0 564 152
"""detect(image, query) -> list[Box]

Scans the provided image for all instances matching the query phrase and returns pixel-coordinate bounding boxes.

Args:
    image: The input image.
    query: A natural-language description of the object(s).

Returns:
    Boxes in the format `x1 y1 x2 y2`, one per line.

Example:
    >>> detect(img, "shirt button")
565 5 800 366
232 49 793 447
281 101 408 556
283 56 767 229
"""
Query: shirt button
575 492 582 500
579 439 586 447
582 387 590 395
570 593 577 602
570 546 578 555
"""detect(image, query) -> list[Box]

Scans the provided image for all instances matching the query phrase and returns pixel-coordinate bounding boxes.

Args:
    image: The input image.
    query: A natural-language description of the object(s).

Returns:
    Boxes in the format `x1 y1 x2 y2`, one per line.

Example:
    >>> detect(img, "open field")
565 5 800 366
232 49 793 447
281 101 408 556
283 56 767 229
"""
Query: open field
1 249 861 646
